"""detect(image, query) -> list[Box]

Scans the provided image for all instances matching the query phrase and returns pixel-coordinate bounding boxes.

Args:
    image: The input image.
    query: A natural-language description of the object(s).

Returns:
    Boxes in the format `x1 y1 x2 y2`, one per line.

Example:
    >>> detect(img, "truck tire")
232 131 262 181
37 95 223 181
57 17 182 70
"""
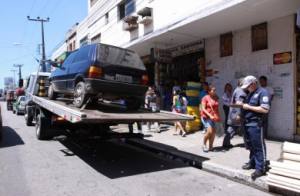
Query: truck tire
48 83 57 100
25 114 33 126
73 82 88 108
36 113 52 140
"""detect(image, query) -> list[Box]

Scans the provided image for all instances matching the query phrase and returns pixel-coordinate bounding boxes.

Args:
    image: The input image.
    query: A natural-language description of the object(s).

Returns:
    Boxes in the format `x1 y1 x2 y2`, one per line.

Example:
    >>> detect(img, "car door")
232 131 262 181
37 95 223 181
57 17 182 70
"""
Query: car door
51 52 77 93
66 45 92 91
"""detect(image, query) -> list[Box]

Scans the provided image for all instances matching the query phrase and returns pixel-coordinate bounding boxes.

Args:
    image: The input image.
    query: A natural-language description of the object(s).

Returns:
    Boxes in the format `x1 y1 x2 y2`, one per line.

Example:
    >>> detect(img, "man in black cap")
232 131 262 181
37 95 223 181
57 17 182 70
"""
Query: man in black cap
237 75 270 180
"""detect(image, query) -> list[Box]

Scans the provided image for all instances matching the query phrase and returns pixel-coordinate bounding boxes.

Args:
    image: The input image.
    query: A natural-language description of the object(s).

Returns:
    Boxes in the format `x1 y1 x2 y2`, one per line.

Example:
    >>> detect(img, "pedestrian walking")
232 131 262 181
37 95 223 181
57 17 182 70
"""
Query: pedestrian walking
222 78 247 149
237 75 270 180
259 75 274 138
201 85 220 152
222 83 233 131
145 86 160 132
172 90 188 137
199 82 209 134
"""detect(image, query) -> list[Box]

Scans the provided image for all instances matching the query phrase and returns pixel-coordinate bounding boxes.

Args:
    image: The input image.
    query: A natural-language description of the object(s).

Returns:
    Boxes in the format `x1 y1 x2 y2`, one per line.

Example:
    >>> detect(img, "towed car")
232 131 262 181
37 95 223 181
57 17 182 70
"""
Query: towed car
48 43 148 109
13 95 26 115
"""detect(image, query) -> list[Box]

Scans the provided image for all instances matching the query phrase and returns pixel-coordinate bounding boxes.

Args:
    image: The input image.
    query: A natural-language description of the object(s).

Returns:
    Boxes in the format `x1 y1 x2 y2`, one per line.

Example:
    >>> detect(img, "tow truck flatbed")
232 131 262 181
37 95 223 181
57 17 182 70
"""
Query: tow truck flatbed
32 95 194 124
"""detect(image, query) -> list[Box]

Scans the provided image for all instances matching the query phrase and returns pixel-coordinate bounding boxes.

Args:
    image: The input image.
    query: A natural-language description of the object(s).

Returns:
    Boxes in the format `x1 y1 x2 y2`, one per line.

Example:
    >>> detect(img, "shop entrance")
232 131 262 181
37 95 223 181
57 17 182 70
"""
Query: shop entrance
157 51 205 110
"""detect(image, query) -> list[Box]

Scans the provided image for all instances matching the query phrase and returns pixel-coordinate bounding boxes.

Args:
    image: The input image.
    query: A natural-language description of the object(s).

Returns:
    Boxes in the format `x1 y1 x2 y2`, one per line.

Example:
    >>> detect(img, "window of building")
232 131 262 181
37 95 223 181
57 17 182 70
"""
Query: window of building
90 0 98 8
220 32 233 57
91 33 101 44
80 36 89 47
252 22 268 51
105 12 109 25
118 0 136 21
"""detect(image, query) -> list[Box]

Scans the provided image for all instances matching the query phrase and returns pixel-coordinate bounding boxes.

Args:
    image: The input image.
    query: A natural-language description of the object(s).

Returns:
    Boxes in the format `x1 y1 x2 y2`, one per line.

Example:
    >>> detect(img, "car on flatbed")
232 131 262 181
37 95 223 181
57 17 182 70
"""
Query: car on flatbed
48 43 148 109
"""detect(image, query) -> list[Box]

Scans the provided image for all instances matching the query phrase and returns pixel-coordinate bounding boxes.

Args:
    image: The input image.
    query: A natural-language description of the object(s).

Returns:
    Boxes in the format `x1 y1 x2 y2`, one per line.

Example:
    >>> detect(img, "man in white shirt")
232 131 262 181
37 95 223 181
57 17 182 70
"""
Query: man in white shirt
259 76 274 138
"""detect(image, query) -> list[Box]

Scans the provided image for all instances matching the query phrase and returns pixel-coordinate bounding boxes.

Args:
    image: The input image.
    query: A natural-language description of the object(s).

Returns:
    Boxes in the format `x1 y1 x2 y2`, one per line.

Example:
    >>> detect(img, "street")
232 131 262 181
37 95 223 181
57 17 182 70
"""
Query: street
0 101 271 196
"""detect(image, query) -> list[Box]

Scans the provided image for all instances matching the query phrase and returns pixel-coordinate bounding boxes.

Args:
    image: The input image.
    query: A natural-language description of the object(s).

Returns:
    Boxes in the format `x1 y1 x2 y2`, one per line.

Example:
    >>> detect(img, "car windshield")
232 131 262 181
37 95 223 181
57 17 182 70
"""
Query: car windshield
20 96 25 102
97 45 145 70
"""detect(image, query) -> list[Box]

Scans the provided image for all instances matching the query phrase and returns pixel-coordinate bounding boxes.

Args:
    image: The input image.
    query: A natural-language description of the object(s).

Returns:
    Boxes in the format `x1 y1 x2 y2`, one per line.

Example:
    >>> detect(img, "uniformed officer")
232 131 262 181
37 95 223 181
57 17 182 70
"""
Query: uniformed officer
237 75 270 180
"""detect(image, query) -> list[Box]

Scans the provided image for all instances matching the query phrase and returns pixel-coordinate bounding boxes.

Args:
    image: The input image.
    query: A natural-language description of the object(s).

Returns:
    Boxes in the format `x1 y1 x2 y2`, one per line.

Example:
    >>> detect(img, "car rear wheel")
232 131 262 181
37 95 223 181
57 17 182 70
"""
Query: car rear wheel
48 83 57 100
73 82 88 108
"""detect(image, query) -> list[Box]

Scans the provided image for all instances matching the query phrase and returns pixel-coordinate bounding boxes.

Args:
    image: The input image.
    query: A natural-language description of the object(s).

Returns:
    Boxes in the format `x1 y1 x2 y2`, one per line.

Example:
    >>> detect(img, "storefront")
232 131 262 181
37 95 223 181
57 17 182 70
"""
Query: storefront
142 40 205 110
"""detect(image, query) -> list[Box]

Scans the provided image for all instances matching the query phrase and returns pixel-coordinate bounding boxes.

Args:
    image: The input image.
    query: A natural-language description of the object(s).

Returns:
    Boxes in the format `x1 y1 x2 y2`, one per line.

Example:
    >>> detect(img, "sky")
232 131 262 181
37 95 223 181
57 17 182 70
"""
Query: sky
0 0 87 89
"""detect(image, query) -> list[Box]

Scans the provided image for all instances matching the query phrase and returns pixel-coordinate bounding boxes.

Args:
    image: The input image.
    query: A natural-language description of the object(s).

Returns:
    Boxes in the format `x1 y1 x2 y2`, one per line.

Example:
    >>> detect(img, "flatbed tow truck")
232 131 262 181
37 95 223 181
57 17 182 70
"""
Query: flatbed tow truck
32 95 194 140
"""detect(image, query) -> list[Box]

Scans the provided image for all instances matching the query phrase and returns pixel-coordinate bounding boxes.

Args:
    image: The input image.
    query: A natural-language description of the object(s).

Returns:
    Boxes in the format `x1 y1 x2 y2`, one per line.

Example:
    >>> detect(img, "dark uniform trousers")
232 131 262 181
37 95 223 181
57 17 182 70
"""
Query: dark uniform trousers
244 125 267 172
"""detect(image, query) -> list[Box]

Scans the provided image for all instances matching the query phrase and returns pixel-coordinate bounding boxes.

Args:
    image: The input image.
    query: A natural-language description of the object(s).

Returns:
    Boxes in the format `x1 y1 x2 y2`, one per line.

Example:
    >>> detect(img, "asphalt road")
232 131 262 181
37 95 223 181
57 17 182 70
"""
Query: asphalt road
0 102 272 196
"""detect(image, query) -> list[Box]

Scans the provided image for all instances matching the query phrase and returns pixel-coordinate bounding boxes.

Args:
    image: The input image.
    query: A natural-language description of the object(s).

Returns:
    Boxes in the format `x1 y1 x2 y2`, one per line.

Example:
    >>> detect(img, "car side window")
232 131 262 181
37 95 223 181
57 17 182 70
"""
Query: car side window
73 46 90 62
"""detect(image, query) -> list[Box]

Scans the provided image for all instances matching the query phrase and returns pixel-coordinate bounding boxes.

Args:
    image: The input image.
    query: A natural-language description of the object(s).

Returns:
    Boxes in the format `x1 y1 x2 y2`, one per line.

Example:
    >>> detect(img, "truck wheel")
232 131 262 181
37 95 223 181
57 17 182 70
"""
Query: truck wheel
73 82 88 108
48 84 57 100
25 114 33 126
36 113 51 140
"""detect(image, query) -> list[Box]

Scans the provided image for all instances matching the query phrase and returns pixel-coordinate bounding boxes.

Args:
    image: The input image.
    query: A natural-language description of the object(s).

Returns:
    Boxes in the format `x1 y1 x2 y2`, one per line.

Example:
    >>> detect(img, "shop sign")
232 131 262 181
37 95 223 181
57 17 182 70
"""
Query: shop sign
273 52 292 65
169 40 204 57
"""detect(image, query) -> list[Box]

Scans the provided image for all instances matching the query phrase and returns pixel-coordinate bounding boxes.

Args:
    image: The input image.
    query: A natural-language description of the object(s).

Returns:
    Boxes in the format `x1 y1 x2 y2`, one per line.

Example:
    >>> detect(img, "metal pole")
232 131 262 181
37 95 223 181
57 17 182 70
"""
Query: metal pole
41 20 46 72
27 16 49 72
10 69 16 89
13 64 23 81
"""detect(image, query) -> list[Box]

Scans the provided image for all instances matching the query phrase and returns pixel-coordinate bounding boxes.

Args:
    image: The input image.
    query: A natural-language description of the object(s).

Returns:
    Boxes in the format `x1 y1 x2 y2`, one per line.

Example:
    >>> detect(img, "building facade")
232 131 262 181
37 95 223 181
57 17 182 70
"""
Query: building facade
52 0 300 141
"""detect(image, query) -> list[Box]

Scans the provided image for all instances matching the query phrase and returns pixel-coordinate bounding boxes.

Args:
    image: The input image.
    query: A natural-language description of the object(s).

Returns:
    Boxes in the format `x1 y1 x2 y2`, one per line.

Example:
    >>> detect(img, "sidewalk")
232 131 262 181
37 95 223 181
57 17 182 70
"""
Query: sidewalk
126 124 282 191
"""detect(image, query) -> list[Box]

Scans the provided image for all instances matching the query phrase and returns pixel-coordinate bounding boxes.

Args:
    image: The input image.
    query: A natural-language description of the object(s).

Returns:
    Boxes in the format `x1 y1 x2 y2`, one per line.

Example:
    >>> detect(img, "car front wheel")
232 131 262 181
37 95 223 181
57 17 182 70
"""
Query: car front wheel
48 83 57 100
73 82 88 108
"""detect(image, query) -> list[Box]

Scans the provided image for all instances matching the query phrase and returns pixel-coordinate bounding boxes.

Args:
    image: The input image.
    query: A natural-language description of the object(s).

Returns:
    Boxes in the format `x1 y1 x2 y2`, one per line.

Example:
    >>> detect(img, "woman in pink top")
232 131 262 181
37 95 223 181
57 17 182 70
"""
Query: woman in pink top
201 85 220 152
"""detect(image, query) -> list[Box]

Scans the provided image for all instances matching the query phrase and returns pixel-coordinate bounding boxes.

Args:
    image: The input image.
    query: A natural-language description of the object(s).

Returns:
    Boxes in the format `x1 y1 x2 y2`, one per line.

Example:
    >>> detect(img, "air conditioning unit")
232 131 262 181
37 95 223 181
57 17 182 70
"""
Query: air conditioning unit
137 7 153 25
123 22 138 31
138 16 152 25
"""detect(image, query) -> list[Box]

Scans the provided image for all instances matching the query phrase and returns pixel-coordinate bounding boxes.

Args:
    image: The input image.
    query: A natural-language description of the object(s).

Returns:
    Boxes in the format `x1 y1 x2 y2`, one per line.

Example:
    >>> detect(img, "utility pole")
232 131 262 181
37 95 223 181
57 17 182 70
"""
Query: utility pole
27 16 50 72
13 64 23 81
13 64 24 87
10 69 17 89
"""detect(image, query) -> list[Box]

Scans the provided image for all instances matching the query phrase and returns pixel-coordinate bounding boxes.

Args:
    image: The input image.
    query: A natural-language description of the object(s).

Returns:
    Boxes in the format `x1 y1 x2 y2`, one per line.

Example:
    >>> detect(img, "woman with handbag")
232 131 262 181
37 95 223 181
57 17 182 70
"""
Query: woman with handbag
200 85 220 152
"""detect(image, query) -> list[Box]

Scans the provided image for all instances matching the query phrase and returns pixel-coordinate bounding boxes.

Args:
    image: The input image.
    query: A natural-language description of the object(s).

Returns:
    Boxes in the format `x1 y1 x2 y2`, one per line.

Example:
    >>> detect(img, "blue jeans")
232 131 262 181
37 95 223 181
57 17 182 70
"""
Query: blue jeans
201 117 215 129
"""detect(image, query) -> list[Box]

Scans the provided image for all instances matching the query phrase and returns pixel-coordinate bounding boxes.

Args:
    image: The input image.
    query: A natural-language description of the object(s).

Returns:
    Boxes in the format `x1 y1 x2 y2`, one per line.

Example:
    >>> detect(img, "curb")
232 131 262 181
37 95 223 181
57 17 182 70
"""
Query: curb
127 138 268 191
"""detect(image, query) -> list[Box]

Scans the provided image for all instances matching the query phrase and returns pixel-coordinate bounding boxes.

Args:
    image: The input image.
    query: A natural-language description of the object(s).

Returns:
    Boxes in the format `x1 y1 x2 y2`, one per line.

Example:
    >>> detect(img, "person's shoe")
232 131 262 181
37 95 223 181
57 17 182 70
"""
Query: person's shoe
251 170 265 180
181 132 186 137
242 163 255 170
202 145 209 153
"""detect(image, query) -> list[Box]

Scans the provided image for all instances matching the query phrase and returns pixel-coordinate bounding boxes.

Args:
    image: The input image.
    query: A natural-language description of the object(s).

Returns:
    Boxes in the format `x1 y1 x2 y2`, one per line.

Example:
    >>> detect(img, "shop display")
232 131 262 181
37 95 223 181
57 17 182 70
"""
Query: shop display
185 82 201 132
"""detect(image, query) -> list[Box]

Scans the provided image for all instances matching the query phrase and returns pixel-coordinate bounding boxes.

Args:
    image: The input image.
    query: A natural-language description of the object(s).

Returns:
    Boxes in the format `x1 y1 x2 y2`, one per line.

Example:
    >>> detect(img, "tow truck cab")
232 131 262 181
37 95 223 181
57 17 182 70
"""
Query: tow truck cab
24 72 50 126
